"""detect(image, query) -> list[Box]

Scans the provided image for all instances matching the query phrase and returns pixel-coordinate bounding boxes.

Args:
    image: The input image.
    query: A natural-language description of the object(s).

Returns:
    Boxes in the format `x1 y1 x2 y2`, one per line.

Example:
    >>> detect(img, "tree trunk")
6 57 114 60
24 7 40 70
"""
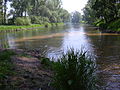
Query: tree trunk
3 0 7 24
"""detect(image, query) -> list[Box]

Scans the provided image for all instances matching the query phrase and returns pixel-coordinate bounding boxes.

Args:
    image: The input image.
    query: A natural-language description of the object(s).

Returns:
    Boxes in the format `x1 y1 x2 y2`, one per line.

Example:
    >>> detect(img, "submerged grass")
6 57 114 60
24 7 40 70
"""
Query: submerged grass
53 49 96 90
0 50 15 87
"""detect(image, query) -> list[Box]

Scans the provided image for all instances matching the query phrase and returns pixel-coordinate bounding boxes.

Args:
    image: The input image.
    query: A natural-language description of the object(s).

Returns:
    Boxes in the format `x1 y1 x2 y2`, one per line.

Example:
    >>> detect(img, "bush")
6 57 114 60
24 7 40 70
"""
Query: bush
30 16 42 24
107 19 120 31
8 18 14 25
42 17 50 23
30 16 50 24
53 50 96 90
41 58 51 66
44 22 50 28
14 17 31 25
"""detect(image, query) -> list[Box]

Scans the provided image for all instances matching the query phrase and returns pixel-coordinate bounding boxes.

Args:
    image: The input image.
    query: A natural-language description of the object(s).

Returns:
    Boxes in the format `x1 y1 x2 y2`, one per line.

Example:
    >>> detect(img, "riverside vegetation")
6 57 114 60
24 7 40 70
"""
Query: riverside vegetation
0 0 70 31
83 0 120 32
0 49 96 90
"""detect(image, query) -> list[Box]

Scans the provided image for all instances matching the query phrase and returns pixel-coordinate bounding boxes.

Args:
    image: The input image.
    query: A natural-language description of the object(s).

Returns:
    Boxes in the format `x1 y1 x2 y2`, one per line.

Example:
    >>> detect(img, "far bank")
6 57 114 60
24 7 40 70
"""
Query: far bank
0 23 64 32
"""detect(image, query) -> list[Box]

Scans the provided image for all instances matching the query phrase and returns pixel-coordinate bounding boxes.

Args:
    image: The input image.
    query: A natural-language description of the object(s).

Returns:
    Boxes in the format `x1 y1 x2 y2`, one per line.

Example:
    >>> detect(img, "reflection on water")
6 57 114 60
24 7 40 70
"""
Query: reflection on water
0 24 120 89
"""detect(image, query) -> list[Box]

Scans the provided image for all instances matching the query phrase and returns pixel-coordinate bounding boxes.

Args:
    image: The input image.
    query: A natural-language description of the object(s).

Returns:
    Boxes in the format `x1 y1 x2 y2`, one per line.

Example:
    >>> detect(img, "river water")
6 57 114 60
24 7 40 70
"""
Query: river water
0 24 120 89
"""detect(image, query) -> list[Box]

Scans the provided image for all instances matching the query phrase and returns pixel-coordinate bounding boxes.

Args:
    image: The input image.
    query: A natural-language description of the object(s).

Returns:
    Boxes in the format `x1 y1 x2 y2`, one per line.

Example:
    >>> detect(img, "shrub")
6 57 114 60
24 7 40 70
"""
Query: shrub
30 16 42 24
8 18 14 25
30 16 50 24
41 58 51 66
44 22 50 28
42 17 50 23
53 50 96 90
107 19 120 31
14 17 31 25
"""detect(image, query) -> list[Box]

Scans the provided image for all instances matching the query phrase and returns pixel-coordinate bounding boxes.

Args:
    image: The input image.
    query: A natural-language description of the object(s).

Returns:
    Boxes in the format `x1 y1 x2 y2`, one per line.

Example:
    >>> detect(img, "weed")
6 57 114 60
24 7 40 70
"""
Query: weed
53 49 96 90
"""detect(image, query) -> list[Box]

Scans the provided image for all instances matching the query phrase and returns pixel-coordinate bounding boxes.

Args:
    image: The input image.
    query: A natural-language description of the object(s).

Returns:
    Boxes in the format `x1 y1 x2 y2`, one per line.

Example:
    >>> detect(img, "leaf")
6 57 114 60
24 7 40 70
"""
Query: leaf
68 80 73 85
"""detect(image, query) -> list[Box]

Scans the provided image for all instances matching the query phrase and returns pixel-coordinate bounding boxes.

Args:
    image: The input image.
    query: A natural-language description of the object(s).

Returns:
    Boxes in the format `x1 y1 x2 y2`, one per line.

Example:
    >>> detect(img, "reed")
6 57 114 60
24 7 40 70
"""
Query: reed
53 49 96 90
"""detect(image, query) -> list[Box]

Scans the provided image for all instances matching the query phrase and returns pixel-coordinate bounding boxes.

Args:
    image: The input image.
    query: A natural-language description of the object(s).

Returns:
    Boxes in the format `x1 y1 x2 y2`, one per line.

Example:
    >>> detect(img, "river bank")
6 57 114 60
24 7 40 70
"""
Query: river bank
0 23 64 32
0 48 56 90
0 48 97 90
96 19 120 34
0 47 120 90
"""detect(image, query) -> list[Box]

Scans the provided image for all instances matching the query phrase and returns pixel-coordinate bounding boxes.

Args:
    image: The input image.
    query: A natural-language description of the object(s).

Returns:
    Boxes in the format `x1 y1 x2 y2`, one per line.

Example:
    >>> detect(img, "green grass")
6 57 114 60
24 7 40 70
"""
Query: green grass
0 50 16 87
0 23 64 31
0 24 44 31
53 49 96 90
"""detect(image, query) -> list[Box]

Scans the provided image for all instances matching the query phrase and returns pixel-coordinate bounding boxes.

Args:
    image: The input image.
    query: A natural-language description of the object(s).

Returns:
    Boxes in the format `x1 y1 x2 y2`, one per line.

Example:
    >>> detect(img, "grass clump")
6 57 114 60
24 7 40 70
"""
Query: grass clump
53 50 96 90
0 50 15 87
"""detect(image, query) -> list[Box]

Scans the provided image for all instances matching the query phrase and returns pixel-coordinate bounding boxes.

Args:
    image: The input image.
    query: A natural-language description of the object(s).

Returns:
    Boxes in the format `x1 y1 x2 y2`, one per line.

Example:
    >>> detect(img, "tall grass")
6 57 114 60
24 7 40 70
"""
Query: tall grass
53 50 96 90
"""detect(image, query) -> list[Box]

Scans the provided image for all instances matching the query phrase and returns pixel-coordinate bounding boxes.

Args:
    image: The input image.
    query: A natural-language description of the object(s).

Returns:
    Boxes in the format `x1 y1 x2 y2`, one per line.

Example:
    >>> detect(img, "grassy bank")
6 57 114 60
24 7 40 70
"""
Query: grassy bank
0 23 64 32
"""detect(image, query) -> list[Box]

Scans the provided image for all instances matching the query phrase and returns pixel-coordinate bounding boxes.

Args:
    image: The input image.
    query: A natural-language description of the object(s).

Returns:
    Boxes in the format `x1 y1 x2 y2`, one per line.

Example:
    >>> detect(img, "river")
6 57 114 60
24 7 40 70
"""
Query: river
0 24 120 89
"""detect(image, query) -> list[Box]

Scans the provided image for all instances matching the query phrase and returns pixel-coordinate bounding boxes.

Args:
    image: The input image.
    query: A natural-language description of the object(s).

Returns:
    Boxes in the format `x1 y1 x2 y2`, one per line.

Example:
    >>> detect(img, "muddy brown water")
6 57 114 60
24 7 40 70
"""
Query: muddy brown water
0 24 120 89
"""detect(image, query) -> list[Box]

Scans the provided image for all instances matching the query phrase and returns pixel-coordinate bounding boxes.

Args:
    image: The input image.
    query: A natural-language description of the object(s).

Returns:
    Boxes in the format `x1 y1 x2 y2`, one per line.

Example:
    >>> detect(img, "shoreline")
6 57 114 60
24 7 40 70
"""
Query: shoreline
101 29 120 34
94 27 120 34
0 23 64 32
0 48 55 90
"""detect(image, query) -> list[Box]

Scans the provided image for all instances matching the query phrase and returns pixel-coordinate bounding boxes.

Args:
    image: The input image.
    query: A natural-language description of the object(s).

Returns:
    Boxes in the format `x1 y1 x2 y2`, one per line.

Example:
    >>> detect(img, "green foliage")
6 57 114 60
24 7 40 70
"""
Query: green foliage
0 16 3 25
30 16 42 24
0 23 64 31
0 50 15 80
107 19 120 31
40 57 56 70
53 50 96 90
14 17 31 25
41 58 52 67
94 20 107 29
42 17 50 23
0 0 70 25
71 11 82 23
83 0 120 31
44 22 49 28
8 18 14 25
0 7 3 25
30 16 50 25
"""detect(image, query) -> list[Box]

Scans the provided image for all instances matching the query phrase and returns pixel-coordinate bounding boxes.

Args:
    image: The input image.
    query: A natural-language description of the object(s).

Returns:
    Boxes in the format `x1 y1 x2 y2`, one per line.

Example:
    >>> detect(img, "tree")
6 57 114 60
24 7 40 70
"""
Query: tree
71 11 81 23
1 0 70 25
83 0 120 24
59 9 70 22
11 0 31 17
0 0 3 24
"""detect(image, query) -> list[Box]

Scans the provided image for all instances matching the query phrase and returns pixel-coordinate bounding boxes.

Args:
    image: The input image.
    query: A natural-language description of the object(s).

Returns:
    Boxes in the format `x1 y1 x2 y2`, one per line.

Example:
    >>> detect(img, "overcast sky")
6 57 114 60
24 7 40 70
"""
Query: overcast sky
62 0 88 14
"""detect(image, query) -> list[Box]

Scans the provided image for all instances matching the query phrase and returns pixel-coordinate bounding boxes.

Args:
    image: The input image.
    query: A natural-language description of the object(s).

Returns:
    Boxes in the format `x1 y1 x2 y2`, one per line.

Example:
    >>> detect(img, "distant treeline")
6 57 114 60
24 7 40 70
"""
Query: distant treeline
83 0 120 31
0 0 70 25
